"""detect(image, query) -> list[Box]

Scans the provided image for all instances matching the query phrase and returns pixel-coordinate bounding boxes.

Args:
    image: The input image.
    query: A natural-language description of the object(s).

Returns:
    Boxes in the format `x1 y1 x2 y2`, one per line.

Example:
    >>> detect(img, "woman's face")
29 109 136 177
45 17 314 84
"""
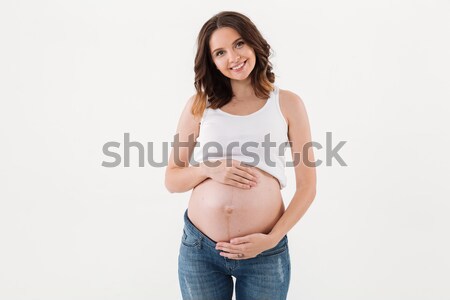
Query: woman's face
209 27 256 81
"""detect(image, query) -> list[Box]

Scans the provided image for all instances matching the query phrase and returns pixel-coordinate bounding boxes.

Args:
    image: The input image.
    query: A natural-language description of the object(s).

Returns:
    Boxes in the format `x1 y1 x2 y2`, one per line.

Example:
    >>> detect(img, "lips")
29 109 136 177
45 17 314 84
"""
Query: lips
230 60 247 70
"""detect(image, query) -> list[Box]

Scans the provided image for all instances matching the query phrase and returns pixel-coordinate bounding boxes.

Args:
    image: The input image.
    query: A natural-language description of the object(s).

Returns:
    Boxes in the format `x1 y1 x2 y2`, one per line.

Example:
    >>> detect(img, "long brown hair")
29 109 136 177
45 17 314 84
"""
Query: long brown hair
191 11 276 119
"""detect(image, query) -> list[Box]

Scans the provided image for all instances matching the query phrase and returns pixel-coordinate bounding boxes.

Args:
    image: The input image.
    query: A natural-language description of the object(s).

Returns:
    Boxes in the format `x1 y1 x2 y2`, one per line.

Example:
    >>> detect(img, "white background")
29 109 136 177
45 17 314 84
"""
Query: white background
1 1 449 299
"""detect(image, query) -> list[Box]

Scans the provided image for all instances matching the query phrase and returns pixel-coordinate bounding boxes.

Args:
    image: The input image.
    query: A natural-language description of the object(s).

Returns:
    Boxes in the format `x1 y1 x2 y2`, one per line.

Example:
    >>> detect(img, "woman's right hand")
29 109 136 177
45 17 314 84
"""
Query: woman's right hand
201 159 259 189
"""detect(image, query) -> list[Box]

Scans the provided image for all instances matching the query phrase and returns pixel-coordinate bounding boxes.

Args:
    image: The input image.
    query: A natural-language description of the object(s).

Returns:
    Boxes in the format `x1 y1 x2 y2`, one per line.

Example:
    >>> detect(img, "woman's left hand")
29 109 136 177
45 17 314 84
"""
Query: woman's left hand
215 233 276 260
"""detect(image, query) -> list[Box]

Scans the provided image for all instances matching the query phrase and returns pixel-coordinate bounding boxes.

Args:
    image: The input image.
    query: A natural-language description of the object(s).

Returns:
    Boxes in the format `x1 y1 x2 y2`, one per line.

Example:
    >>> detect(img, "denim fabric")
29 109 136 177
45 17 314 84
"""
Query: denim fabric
178 208 291 300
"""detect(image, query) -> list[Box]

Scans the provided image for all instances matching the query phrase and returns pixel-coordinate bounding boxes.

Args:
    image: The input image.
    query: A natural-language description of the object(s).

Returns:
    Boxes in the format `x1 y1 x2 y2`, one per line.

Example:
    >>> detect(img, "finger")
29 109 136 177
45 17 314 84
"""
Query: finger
236 162 260 178
216 245 243 254
225 175 252 189
229 173 256 187
225 178 251 189
234 169 259 184
230 237 250 244
219 251 245 260
235 164 259 181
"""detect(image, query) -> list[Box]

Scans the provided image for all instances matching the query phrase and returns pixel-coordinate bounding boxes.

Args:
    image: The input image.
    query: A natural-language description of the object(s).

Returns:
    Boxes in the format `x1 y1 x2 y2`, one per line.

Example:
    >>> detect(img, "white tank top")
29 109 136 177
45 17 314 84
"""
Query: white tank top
191 85 289 189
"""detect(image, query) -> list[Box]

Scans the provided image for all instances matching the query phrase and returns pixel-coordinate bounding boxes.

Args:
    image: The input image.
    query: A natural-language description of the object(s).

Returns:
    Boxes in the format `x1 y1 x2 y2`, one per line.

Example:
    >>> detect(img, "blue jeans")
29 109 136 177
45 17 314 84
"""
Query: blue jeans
178 208 291 300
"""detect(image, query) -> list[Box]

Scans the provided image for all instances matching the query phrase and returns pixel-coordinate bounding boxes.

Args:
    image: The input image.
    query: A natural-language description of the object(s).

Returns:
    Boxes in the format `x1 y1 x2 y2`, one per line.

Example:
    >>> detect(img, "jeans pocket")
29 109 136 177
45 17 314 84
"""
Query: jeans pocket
181 228 201 247
257 235 288 257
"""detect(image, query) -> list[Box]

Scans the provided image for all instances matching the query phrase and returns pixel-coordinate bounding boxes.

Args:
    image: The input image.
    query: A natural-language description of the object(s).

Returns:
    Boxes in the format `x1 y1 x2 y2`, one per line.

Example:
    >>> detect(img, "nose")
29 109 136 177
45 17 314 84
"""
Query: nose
230 51 241 63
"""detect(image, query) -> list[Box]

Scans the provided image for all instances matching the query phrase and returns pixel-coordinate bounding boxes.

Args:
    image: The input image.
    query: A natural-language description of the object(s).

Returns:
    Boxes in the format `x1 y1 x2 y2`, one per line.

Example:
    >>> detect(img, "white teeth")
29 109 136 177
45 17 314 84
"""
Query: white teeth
231 61 245 70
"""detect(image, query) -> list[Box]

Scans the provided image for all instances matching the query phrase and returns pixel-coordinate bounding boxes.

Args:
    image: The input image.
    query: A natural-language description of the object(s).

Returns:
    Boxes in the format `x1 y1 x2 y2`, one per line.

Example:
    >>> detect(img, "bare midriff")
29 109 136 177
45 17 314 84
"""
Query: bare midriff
187 166 285 243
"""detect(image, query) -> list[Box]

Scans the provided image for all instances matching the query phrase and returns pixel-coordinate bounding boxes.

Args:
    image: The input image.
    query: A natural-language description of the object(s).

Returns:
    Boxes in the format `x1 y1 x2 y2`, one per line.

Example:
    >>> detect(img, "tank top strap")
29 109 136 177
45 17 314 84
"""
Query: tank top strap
263 85 279 113
272 85 279 104
200 97 211 123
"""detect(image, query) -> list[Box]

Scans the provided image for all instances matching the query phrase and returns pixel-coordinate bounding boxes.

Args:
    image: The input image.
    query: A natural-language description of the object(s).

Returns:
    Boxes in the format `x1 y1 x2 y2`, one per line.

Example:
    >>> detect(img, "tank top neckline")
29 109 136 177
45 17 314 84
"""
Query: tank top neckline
215 86 277 118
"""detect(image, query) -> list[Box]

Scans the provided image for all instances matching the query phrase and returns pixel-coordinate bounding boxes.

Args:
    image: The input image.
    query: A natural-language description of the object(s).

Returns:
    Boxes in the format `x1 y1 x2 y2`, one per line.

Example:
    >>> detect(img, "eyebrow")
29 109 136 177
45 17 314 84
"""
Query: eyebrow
211 37 242 55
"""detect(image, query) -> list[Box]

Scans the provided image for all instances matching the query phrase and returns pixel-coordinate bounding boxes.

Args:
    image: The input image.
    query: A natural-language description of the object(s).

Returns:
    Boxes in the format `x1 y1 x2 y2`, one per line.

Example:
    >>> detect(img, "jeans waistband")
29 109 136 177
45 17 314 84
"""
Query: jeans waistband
183 208 218 249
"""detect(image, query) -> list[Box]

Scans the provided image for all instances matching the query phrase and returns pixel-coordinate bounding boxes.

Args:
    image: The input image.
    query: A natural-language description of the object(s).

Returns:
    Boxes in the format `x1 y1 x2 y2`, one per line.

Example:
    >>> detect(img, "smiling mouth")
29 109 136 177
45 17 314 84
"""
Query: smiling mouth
230 60 247 70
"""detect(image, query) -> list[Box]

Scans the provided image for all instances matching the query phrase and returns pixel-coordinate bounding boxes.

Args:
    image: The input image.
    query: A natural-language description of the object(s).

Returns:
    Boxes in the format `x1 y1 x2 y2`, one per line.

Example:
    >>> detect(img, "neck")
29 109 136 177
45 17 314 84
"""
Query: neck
230 78 255 101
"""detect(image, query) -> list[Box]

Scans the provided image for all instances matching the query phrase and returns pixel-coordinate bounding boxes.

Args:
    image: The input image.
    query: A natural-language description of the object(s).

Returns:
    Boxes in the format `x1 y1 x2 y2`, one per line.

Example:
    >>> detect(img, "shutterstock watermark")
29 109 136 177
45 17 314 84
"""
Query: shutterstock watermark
101 132 347 168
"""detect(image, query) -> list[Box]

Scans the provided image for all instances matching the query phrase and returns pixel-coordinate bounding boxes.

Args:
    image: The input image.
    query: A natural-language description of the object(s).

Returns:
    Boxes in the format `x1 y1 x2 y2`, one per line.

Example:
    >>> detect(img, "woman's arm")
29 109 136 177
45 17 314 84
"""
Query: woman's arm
165 95 206 193
165 162 209 193
268 90 317 243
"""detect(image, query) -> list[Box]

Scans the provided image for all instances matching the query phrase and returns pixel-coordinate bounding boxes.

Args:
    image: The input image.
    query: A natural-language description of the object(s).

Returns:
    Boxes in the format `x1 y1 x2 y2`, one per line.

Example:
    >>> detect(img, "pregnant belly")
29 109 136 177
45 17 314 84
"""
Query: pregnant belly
187 167 285 243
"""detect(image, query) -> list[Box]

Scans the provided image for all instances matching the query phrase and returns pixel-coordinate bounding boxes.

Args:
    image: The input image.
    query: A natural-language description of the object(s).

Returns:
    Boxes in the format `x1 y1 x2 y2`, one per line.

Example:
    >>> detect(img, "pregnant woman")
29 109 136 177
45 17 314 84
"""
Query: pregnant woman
165 11 317 300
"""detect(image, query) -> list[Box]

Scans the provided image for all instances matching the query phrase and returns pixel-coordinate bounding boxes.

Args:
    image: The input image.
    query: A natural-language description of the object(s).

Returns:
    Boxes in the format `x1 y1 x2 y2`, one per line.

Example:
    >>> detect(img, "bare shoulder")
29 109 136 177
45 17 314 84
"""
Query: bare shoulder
176 93 201 139
278 88 307 127
182 93 201 122
184 93 197 115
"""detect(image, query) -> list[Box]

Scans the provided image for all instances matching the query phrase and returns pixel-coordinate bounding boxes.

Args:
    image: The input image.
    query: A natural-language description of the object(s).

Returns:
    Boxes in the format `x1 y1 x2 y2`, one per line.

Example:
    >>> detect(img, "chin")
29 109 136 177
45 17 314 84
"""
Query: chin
231 75 251 81
228 70 254 81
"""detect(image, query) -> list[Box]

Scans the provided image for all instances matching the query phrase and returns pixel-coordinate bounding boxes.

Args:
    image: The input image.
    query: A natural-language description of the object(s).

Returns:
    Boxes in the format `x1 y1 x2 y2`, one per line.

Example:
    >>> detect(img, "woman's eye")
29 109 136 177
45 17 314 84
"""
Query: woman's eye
215 41 244 57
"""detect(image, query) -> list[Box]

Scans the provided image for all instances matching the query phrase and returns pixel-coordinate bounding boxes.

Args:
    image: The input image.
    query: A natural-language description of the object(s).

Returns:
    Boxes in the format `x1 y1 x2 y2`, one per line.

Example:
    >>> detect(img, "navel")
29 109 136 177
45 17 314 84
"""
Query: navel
223 205 235 214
